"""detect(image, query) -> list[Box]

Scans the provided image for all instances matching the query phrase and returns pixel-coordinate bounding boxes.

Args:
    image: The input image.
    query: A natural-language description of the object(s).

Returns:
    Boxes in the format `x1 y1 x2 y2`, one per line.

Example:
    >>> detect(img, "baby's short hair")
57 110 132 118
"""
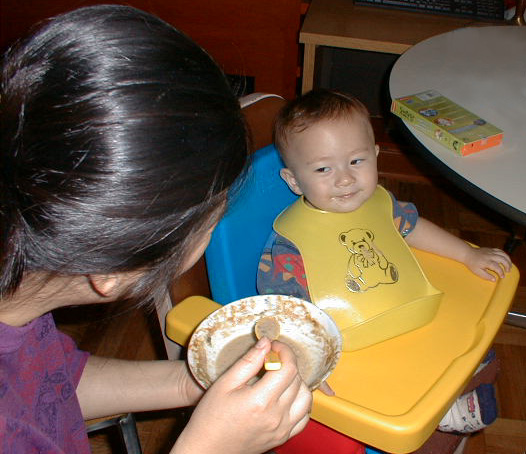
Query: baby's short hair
274 89 373 161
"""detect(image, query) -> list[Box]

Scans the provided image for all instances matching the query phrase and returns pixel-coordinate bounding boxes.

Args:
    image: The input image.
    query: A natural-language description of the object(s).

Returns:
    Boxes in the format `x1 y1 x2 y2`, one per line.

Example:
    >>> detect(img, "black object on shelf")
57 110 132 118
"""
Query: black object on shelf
354 0 505 20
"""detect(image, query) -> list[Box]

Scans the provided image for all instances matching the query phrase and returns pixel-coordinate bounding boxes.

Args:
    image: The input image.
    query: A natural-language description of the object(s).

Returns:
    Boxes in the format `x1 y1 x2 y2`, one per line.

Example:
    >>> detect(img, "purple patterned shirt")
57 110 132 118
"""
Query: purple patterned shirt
0 313 90 453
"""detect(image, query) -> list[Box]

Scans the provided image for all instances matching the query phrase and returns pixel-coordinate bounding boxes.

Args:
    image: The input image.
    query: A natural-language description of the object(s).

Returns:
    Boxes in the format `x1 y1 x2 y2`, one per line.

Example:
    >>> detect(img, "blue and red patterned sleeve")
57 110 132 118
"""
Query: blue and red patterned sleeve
257 232 311 301
389 192 419 238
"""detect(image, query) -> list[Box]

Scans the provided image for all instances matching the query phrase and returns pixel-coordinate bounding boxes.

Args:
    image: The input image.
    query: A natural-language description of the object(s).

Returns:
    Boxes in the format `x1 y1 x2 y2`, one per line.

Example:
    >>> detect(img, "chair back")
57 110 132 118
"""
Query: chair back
205 144 297 305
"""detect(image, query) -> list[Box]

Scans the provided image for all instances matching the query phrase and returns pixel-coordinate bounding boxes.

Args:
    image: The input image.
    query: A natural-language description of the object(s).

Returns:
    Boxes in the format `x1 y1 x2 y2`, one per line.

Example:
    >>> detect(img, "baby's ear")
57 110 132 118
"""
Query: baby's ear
375 144 380 157
88 274 121 297
280 168 303 196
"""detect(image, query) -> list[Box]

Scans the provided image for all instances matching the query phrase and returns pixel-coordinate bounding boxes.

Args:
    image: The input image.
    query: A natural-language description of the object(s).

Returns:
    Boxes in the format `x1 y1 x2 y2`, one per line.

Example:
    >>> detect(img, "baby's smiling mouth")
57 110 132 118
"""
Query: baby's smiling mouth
334 191 358 200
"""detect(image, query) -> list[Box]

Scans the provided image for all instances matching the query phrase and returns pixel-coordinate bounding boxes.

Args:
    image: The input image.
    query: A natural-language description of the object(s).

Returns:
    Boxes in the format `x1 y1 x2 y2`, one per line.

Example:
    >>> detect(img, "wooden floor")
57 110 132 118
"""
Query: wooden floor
55 121 526 454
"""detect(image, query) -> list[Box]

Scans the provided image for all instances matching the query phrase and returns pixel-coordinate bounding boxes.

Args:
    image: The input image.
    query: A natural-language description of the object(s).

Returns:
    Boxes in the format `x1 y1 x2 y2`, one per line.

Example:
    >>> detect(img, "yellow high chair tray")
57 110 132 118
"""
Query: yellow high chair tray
167 249 518 454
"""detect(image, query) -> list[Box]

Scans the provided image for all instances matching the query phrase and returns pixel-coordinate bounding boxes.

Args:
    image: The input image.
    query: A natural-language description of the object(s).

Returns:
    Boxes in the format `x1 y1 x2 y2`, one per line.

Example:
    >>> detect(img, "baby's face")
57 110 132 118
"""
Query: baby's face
280 116 379 213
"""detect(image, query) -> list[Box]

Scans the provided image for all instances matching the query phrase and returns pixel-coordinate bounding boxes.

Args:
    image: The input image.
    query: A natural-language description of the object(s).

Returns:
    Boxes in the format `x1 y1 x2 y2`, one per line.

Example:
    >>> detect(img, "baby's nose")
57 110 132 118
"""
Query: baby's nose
335 170 354 186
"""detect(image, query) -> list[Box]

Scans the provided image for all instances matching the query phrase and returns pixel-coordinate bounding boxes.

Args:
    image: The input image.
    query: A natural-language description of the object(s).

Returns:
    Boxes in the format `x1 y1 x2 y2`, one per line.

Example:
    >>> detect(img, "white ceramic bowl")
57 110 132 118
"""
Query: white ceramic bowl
187 294 342 390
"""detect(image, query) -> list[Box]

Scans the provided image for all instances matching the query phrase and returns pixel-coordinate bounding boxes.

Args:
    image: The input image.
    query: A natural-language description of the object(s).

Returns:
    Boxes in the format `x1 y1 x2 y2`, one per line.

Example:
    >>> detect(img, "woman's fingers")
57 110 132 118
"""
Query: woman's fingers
180 337 312 454
251 340 304 400
289 411 311 438
286 377 312 421
216 336 270 389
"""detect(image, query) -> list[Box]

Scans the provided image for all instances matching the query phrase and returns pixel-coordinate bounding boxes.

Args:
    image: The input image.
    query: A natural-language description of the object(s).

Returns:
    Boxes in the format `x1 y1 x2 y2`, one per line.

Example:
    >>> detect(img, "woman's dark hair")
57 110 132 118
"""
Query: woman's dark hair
0 5 248 304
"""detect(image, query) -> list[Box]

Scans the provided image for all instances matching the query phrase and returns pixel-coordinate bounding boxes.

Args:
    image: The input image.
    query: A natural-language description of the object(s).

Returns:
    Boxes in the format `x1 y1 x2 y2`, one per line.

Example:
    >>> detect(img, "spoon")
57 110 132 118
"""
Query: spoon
255 316 281 371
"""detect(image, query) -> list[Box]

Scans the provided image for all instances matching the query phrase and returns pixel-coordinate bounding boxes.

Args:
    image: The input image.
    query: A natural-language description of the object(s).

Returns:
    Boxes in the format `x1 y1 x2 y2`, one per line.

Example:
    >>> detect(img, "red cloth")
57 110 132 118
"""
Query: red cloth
275 420 365 454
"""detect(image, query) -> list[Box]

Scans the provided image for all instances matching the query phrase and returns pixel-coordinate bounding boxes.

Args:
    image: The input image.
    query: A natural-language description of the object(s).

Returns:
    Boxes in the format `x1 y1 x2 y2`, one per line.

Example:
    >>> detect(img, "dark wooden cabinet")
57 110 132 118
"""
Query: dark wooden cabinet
0 0 302 99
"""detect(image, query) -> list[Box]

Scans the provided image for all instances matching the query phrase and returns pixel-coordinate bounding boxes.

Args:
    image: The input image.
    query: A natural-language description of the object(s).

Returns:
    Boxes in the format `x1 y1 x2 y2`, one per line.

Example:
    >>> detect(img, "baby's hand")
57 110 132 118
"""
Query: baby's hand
317 381 335 396
465 246 512 281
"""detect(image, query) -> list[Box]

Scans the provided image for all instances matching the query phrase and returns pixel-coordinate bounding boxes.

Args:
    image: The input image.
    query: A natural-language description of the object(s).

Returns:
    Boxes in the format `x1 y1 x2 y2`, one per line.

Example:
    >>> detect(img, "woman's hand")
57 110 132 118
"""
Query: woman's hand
178 361 205 406
464 246 512 281
172 337 312 454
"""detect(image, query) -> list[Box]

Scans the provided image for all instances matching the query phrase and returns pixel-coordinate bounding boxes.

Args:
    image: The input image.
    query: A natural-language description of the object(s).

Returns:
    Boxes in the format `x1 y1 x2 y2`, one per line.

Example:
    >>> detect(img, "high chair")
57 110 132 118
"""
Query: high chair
86 413 142 454
165 94 520 454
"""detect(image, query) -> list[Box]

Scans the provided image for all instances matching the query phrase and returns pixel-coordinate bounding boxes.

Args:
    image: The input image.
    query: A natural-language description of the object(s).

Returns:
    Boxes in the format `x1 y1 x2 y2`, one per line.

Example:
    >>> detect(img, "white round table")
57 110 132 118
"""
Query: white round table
389 26 526 226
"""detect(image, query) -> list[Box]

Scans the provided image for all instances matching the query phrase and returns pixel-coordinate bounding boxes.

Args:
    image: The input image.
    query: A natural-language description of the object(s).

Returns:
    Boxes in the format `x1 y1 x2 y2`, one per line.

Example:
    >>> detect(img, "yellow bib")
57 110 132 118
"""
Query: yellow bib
274 186 442 351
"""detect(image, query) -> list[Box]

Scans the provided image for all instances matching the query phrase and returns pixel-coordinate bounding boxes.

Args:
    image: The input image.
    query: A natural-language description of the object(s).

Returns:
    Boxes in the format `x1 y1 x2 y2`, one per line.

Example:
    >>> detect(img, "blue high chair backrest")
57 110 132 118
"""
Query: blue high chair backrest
205 144 298 305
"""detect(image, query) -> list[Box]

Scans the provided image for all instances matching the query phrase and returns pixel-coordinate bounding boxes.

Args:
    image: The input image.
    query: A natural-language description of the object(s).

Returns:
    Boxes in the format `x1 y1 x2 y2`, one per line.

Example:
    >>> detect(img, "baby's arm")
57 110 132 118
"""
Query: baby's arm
405 217 511 281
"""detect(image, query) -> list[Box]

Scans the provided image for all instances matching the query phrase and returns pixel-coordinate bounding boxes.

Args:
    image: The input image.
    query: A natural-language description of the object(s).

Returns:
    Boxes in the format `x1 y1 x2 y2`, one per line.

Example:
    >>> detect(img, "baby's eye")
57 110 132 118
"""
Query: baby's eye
315 167 331 173
350 158 364 165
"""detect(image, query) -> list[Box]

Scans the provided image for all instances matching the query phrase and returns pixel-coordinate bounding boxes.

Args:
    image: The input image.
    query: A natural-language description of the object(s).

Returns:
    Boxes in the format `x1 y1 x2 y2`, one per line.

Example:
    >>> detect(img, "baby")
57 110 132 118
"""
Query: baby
257 89 511 448
258 89 510 296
